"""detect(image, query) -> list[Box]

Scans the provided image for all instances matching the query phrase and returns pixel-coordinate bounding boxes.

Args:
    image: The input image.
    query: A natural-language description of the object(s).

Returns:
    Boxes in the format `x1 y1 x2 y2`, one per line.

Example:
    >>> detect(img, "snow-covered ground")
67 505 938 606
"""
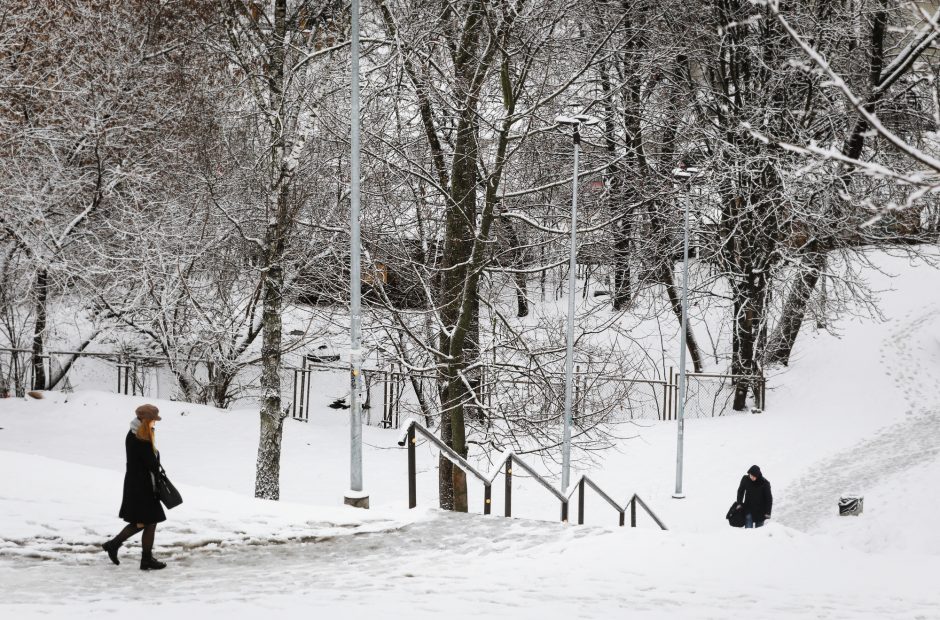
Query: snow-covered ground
2 249 940 618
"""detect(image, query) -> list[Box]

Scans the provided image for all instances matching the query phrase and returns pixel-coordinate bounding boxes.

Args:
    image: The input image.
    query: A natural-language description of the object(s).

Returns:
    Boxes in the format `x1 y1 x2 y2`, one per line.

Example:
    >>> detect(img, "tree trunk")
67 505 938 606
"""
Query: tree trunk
31 268 48 391
514 273 529 318
599 56 631 311
660 264 705 373
732 269 767 411
437 381 455 510
612 219 631 310
255 257 285 500
209 363 238 409
765 248 825 366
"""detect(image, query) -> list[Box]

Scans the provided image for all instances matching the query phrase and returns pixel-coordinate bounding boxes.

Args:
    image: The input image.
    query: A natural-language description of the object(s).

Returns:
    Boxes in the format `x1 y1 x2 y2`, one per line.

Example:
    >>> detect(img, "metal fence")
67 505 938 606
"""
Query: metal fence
2 347 766 424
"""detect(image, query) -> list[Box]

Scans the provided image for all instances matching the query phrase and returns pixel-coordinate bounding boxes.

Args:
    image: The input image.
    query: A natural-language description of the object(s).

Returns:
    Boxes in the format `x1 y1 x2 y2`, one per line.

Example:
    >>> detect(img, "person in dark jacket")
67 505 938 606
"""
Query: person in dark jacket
101 404 168 570
735 465 773 528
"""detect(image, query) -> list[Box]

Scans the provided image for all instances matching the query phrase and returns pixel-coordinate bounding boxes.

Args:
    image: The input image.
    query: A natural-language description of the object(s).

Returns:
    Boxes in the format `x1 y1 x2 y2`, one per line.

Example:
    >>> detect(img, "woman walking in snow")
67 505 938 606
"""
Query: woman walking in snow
735 465 773 528
101 404 168 570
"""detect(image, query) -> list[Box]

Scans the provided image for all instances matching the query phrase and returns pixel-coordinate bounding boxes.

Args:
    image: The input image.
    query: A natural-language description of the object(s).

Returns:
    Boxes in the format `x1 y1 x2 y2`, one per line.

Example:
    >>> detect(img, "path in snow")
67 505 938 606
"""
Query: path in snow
775 303 940 531
2 512 937 620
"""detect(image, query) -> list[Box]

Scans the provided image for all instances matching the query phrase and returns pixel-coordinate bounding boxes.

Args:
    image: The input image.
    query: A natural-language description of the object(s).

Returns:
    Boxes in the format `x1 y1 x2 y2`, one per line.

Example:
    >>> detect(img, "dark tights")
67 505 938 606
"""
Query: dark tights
113 523 158 555
141 524 156 556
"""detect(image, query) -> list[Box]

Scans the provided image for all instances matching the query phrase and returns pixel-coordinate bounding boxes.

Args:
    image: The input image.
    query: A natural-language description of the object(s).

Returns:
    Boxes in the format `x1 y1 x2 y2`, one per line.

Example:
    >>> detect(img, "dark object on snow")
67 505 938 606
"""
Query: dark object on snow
736 465 773 527
26 390 44 399
119 431 166 524
156 465 183 509
328 398 349 409
140 553 167 571
102 539 121 565
726 502 747 527
838 496 863 516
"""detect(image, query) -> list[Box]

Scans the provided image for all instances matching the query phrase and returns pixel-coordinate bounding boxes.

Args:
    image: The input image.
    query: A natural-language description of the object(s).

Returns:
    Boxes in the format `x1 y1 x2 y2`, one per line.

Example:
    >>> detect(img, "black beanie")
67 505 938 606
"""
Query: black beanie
747 465 762 477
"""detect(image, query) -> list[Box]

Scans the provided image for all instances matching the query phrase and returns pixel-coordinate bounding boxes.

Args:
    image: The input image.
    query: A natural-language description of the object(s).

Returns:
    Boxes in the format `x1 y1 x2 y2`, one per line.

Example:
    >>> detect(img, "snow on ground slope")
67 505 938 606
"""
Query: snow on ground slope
2 509 939 620
2 249 940 618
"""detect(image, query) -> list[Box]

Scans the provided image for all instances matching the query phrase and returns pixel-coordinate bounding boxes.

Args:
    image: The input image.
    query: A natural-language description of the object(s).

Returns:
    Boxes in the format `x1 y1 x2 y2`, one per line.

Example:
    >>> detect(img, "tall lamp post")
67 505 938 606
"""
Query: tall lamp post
671 164 698 500
556 114 599 493
345 0 368 509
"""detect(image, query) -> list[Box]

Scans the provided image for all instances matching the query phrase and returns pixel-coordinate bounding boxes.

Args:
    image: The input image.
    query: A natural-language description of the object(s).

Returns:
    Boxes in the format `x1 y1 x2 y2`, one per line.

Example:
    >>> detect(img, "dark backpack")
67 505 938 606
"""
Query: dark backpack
726 502 746 527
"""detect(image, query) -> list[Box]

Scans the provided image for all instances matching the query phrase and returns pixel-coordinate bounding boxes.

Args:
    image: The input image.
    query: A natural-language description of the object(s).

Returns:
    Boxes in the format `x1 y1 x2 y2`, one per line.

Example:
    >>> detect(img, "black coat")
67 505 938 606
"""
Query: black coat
119 431 166 525
736 474 772 522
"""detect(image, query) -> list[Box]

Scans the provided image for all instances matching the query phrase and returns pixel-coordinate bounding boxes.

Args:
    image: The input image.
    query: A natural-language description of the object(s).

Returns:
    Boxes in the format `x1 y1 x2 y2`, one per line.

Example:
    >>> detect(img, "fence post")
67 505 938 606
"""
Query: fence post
577 478 585 525
504 455 512 518
619 510 625 527
290 368 297 419
661 378 668 421
484 483 491 515
630 495 637 527
299 369 307 421
407 424 416 509
561 499 569 523
394 369 402 429
382 372 389 428
667 367 673 420
304 370 311 421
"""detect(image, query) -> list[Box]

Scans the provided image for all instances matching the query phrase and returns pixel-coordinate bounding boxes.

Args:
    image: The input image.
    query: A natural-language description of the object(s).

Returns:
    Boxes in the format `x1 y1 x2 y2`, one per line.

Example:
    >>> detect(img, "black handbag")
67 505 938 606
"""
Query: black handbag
156 465 183 509
726 502 746 527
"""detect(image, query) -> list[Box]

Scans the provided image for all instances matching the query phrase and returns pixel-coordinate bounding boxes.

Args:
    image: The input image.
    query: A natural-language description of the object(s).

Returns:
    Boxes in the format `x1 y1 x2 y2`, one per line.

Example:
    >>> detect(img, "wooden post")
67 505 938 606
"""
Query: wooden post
561 500 569 523
619 510 625 527
504 456 512 518
484 483 491 515
407 425 416 509
630 495 637 527
577 478 585 525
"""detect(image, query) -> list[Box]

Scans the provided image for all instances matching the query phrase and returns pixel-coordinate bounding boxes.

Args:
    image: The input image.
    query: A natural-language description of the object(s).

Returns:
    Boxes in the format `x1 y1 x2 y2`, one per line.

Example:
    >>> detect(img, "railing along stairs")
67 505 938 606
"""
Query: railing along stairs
398 420 667 530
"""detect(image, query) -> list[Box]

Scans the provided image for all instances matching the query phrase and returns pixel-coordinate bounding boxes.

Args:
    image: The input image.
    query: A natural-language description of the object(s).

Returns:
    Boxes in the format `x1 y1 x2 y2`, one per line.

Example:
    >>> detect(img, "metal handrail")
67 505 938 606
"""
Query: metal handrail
507 453 567 503
399 419 667 530
631 494 668 530
409 422 491 484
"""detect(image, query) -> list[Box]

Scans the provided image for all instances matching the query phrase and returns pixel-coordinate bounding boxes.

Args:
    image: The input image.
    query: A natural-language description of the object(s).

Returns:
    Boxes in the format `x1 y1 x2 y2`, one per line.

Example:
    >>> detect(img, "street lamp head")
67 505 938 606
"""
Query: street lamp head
555 114 601 127
555 115 579 125
572 114 600 126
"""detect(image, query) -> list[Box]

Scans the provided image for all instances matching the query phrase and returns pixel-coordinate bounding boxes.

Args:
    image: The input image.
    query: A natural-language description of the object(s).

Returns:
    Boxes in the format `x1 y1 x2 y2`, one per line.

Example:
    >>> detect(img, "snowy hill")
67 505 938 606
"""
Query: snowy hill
2 248 940 618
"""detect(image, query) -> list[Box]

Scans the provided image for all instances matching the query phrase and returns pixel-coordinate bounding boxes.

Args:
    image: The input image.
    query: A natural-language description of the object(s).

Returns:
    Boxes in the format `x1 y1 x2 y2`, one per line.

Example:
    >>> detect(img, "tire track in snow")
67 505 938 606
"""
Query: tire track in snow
775 305 940 532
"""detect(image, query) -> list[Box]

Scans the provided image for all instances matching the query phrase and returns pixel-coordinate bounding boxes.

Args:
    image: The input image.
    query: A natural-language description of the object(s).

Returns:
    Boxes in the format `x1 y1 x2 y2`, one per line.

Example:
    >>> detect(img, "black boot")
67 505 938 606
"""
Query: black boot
102 540 121 566
140 553 167 571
